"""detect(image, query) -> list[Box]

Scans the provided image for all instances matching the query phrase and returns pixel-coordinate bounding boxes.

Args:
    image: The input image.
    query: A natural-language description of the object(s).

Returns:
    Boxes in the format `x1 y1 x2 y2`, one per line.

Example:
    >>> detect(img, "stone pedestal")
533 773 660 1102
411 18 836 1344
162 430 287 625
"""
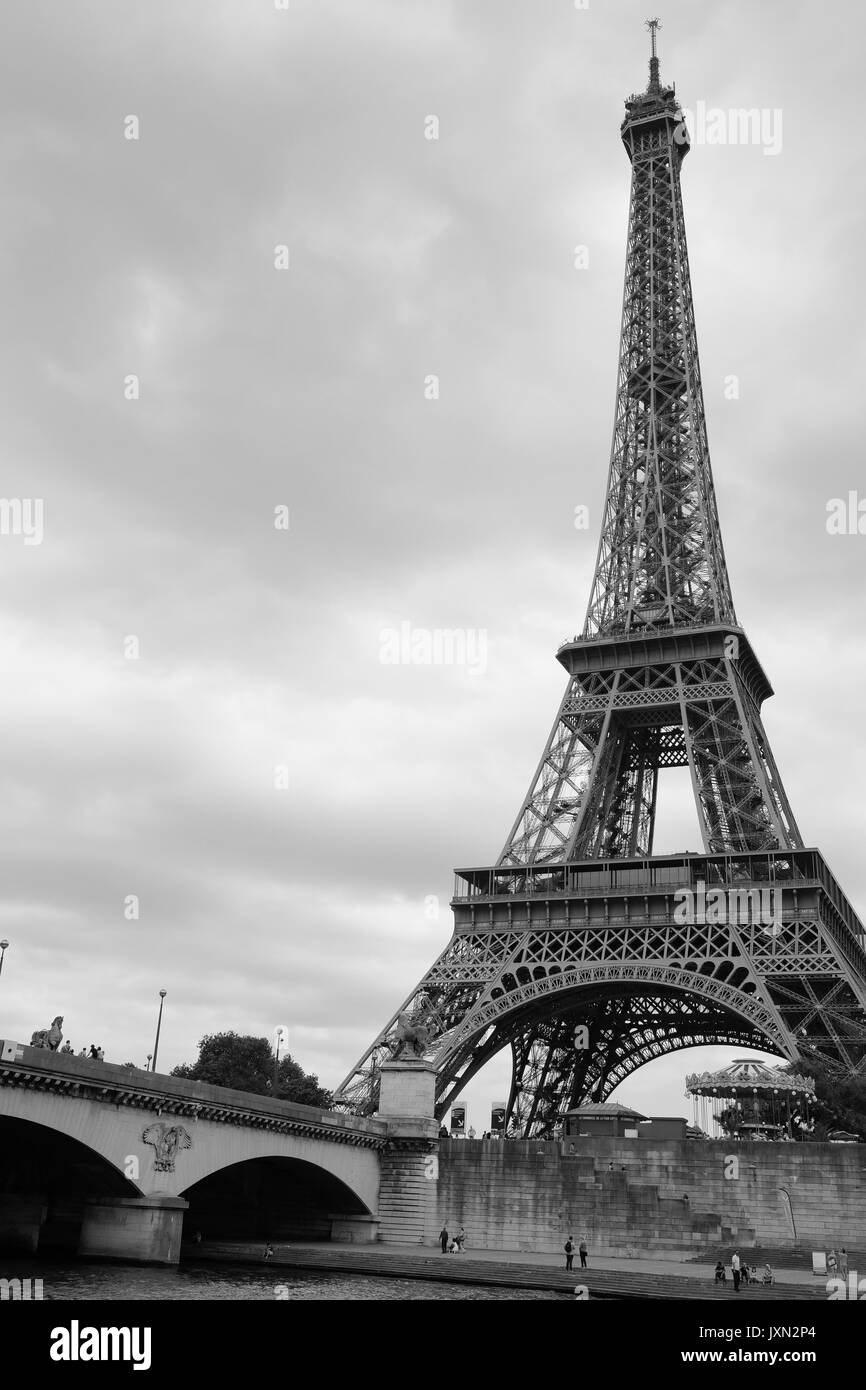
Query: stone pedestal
376 1059 440 1245
77 1194 188 1266
0 1195 46 1253
377 1059 437 1120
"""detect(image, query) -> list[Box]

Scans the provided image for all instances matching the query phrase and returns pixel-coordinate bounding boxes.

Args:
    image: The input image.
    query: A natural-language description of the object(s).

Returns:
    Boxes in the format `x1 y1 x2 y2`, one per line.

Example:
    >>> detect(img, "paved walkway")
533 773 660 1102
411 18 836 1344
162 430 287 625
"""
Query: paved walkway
189 1240 824 1300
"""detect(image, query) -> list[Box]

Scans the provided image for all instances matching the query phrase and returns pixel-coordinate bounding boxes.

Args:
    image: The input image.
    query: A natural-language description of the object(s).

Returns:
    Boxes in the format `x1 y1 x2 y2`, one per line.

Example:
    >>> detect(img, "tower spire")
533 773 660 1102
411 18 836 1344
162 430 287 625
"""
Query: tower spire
646 16 662 94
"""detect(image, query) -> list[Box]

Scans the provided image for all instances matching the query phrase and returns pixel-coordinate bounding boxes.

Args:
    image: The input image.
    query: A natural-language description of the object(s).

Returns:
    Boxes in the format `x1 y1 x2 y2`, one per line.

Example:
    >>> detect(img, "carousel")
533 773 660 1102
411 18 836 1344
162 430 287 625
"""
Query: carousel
685 1058 816 1141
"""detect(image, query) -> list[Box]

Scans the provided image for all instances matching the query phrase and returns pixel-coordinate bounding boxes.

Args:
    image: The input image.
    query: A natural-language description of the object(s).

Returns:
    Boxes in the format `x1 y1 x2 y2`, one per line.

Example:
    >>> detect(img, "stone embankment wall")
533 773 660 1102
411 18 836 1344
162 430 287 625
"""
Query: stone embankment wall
433 1137 866 1256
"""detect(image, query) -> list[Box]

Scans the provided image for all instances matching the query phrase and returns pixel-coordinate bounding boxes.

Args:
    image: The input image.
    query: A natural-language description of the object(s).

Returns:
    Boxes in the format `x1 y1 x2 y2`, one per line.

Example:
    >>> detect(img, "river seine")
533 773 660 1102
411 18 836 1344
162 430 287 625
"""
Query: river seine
6 1258 566 1301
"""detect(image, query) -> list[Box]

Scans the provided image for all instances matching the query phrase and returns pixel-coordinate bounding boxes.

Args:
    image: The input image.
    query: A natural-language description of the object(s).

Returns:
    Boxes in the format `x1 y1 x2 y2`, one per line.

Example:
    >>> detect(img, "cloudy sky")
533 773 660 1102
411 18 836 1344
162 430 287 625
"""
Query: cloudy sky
1 0 864 1131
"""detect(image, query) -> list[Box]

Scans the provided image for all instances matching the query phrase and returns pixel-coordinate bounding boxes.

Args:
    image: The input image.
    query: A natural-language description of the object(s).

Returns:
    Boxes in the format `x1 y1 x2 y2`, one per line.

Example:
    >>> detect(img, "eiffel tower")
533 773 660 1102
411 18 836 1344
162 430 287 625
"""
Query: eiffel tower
336 23 866 1134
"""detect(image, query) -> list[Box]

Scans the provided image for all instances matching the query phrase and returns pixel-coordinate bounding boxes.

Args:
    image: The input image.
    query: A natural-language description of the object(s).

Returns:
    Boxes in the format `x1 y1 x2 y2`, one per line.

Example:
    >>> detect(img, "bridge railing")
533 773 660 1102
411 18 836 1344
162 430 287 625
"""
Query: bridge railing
0 1048 388 1141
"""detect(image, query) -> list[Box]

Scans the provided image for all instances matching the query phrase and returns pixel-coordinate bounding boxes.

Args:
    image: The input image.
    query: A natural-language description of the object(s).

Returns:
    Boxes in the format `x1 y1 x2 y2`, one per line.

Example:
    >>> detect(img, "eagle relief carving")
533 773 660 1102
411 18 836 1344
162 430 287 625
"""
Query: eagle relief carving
141 1122 192 1172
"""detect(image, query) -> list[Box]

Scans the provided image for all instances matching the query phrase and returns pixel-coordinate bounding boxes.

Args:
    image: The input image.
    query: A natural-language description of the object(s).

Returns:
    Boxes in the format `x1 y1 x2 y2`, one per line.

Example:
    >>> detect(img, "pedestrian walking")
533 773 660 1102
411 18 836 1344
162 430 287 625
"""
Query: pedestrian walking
839 1248 849 1278
456 1226 466 1252
564 1236 575 1271
731 1251 741 1291
439 1224 449 1254
579 1237 588 1269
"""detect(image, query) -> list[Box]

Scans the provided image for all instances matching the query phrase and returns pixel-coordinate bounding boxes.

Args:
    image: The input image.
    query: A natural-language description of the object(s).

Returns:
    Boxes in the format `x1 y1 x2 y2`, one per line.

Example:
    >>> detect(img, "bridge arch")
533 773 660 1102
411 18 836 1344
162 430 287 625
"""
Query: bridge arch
175 1133 379 1219
181 1154 373 1243
0 1113 142 1256
0 1111 144 1197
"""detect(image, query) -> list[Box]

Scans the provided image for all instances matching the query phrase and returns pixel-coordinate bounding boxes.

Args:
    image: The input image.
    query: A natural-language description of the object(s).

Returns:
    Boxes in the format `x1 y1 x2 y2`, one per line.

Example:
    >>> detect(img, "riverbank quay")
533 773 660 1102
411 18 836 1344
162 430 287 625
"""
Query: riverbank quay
183 1239 825 1300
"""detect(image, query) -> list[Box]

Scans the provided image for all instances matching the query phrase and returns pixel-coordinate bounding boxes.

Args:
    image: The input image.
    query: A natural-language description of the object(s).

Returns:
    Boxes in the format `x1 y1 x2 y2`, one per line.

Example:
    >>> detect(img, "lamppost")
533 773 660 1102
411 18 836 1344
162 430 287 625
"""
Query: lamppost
151 990 167 1073
0 940 8 980
273 1026 288 1089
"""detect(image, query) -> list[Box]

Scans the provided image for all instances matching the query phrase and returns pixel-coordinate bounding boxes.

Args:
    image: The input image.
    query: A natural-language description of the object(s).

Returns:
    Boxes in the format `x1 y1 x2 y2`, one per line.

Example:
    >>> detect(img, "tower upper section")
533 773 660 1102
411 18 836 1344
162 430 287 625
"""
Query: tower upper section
581 23 735 639
621 16 689 162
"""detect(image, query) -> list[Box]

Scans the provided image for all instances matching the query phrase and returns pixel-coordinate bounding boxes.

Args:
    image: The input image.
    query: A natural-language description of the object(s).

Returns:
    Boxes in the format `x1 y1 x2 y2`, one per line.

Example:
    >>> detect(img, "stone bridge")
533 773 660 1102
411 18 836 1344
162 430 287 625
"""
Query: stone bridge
0 1044 436 1263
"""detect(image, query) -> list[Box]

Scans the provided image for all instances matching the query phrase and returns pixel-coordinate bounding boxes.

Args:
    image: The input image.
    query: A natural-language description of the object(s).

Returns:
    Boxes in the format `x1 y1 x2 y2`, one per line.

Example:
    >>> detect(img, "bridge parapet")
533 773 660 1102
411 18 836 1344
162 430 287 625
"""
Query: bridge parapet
0 1045 388 1149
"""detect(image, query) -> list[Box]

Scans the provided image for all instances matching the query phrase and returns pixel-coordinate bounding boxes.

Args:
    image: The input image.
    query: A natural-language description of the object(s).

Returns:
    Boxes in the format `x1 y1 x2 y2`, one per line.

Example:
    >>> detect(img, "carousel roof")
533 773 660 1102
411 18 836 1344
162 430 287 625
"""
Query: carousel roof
685 1059 816 1099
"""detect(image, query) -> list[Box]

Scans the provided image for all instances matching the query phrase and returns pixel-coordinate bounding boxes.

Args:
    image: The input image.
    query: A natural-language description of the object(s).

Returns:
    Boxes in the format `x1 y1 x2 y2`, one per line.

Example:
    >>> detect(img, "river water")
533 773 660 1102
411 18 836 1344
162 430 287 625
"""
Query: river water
5 1258 567 1301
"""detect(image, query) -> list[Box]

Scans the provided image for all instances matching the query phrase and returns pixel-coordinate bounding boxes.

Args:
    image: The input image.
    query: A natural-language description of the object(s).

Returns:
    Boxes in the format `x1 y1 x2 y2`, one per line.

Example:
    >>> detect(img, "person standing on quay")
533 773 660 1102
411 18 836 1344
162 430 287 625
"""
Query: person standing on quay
439 1224 449 1254
731 1251 741 1291
579 1237 588 1269
564 1236 575 1272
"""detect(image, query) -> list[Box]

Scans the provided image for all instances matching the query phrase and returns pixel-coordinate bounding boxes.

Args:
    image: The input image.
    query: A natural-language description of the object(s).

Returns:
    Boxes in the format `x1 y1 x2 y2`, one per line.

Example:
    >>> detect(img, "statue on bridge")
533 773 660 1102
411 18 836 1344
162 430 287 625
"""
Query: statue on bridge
394 1005 431 1060
30 1016 64 1050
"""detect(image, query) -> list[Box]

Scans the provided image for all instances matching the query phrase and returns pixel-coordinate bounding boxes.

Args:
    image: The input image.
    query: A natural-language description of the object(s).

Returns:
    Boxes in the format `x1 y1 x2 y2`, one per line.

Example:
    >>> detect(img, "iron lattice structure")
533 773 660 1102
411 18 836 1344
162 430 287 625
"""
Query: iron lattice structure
335 36 866 1134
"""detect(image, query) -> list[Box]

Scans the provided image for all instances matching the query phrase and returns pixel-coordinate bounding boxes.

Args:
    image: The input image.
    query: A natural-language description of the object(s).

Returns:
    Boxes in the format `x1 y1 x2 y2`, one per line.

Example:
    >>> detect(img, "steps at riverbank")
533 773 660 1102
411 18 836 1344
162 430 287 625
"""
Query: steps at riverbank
687 1245 862 1273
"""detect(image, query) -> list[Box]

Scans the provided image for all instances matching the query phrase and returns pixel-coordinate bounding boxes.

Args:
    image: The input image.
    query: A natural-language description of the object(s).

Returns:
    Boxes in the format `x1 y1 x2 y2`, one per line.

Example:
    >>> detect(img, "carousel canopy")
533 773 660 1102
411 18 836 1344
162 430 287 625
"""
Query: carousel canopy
685 1059 815 1100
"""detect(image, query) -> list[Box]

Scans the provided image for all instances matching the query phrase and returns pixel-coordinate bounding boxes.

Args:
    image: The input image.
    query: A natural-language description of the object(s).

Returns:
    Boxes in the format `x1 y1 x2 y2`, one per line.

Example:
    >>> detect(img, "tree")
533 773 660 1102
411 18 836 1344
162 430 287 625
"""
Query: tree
781 1058 866 1141
171 1031 332 1108
274 1053 333 1108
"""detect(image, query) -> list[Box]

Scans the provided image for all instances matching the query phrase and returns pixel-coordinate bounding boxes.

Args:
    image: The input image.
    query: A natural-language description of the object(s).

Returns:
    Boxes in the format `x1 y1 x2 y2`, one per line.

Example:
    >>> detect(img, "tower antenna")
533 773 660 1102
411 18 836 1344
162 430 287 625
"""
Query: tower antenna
645 16 662 93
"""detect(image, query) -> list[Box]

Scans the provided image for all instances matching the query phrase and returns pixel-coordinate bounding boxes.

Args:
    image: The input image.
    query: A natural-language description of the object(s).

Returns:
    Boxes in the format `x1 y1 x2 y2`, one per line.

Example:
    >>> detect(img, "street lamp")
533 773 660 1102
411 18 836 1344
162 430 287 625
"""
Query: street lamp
0 940 8 980
273 1026 288 1089
151 990 167 1073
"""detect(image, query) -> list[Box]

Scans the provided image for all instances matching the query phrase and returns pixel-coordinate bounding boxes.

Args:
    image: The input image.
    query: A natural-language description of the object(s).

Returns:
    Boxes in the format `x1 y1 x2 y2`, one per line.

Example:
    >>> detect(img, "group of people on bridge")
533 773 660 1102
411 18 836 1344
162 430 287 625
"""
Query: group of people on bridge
58 1041 105 1061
